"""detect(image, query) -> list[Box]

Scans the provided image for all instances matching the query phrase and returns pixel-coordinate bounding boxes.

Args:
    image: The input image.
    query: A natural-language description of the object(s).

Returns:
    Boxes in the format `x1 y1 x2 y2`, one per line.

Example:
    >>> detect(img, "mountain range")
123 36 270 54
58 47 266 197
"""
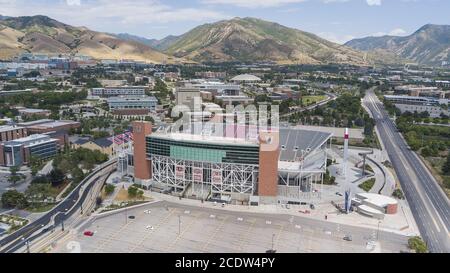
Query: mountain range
345 24 450 66
0 15 448 66
159 17 370 65
0 15 171 63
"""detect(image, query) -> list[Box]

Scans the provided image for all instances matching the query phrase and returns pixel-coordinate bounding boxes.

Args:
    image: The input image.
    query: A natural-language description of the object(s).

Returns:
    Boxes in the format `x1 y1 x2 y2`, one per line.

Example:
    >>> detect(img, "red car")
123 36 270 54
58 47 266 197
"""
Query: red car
84 231 94 237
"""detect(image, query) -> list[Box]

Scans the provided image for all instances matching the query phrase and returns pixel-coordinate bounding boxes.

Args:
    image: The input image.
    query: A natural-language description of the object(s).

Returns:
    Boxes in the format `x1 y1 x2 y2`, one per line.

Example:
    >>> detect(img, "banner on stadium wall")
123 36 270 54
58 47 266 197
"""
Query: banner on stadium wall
211 169 223 184
193 167 203 183
175 165 185 180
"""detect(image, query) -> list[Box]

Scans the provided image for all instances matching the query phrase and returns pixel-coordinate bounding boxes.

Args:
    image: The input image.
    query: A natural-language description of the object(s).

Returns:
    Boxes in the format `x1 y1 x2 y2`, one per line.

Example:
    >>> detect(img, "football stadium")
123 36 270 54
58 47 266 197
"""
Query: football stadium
132 121 332 205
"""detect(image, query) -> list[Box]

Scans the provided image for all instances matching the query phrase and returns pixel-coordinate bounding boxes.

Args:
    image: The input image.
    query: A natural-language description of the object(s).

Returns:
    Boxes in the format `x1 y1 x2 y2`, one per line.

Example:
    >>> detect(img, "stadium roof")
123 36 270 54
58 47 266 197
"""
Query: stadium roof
231 74 262 82
279 128 332 162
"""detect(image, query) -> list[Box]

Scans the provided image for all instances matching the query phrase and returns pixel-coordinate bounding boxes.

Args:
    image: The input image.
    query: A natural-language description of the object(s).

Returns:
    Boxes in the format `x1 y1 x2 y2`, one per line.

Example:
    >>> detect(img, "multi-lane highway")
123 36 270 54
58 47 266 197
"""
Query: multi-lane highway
0 160 116 253
364 90 450 253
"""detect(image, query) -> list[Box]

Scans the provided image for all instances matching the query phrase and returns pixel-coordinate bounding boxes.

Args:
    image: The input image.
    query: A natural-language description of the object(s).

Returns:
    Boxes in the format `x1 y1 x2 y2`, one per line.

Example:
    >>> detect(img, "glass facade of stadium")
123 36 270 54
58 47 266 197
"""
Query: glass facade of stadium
144 128 331 204
147 136 260 202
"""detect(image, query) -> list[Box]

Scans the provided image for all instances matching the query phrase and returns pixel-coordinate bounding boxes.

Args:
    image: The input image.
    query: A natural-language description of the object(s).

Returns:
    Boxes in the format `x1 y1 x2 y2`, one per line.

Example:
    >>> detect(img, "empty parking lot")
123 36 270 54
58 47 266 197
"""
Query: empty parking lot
51 201 409 253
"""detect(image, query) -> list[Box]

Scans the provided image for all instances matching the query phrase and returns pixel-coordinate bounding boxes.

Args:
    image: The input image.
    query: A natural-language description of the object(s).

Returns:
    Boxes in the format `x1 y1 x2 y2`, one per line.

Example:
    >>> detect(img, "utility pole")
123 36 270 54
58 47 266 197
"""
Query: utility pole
61 219 65 232
178 215 181 236
26 240 30 253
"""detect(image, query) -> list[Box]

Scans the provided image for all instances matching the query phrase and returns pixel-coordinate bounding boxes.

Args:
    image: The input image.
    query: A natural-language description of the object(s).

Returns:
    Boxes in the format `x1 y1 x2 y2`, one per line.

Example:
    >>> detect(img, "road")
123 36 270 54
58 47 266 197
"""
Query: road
0 160 116 253
364 90 450 253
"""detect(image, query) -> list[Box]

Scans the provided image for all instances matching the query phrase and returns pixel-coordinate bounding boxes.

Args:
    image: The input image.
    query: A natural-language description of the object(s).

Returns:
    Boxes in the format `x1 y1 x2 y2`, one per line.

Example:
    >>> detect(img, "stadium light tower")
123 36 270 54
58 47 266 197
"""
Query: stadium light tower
342 128 349 179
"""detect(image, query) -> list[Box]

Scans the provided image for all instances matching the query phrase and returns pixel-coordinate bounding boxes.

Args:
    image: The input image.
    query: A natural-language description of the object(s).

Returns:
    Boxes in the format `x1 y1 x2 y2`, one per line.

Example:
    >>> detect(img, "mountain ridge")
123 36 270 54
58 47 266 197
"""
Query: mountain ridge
0 15 172 63
345 24 450 65
161 17 372 65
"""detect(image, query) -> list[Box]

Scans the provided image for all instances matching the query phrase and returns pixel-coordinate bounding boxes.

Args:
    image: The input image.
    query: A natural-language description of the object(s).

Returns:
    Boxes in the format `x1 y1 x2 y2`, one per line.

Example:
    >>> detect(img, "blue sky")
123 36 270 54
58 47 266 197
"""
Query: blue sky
0 0 448 43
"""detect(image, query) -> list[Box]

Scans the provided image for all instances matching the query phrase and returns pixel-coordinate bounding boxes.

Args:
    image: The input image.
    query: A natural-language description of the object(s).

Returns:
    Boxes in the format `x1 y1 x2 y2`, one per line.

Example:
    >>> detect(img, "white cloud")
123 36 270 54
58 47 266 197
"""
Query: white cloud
366 0 382 6
371 28 407 37
66 0 81 6
202 0 307 8
0 0 228 25
318 32 355 44
389 28 406 36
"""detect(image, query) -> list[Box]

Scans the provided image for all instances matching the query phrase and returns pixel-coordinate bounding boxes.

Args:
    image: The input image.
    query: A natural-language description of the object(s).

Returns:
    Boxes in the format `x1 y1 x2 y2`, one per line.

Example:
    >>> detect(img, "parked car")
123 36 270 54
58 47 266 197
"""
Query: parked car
84 231 94 237
128 216 136 220
310 204 315 210
343 235 353 241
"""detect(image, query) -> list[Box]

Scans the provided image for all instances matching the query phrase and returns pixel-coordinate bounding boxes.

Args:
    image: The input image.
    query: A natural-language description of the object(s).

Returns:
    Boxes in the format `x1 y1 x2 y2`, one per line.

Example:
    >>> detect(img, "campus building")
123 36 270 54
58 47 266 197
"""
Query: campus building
0 125 27 142
91 86 147 98
132 121 332 205
384 95 449 118
0 134 58 167
18 119 81 146
107 96 158 115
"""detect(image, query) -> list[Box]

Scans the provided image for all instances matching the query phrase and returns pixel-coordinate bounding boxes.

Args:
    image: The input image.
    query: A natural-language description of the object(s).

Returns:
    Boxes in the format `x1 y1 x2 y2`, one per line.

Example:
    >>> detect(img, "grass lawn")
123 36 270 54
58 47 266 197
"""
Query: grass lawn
26 204 57 213
302 95 327 106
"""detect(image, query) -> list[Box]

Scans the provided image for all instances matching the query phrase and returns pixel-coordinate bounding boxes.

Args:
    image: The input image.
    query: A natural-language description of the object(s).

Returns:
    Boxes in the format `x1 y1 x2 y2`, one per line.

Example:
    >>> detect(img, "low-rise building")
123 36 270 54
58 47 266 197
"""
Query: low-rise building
71 137 115 157
384 95 449 118
17 108 51 119
18 119 81 146
0 125 27 142
0 134 58 167
176 88 201 108
107 96 158 115
91 86 147 98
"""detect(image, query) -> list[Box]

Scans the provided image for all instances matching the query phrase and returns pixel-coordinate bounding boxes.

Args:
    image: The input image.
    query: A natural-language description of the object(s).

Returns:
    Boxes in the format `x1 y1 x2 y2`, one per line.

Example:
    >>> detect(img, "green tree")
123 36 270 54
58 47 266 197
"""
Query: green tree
48 169 66 187
8 166 24 185
1 190 28 209
105 184 115 195
128 186 138 199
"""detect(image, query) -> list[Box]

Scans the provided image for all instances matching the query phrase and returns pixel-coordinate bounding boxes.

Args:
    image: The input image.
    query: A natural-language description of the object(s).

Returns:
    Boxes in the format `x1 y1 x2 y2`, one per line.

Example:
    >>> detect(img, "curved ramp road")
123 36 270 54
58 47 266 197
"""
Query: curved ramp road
364 90 450 253
0 160 116 253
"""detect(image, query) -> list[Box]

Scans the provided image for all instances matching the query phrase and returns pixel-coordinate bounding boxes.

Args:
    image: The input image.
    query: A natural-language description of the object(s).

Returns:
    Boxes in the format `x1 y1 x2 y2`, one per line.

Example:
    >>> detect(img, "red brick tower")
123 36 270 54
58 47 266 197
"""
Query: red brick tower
132 121 152 180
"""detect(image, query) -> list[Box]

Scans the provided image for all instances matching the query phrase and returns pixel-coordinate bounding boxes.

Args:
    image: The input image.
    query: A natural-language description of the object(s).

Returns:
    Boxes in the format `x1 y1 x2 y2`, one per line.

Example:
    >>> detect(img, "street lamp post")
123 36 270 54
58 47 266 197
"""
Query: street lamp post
377 220 381 241
272 234 275 251
178 215 181 236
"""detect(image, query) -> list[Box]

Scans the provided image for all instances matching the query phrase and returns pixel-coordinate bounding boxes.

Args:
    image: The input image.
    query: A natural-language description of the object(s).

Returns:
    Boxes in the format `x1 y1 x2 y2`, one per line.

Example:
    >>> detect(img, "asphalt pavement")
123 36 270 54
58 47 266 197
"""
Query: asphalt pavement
364 90 450 253
0 160 116 253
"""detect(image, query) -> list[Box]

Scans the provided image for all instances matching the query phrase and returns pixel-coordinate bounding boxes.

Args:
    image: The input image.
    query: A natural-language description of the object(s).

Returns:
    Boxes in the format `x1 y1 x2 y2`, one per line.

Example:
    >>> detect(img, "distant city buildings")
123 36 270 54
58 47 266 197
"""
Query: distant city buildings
194 71 227 79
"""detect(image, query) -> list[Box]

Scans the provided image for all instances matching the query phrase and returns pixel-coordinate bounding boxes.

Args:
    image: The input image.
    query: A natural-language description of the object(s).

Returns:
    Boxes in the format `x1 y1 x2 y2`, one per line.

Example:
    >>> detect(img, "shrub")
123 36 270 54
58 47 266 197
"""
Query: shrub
105 184 115 195
408 236 428 253
359 178 376 192
392 189 405 200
